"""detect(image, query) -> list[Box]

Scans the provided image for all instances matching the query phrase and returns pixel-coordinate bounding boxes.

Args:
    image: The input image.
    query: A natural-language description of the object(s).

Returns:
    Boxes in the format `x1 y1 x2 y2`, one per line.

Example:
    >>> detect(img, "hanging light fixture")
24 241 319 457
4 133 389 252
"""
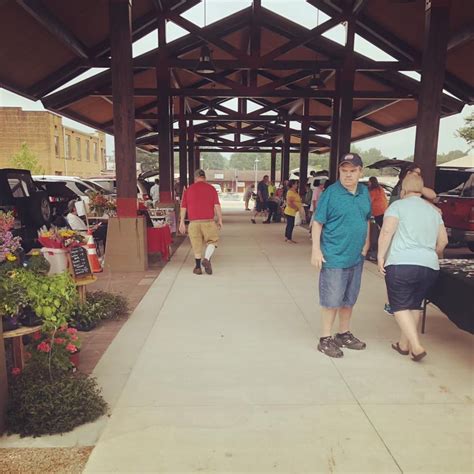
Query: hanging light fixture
196 45 216 74
195 0 216 74
309 71 325 90
275 113 285 125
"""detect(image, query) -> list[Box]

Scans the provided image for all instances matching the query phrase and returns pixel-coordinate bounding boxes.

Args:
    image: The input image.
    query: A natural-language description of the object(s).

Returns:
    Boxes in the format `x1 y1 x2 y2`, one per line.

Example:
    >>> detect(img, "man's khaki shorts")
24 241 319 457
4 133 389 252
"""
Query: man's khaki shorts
188 220 219 258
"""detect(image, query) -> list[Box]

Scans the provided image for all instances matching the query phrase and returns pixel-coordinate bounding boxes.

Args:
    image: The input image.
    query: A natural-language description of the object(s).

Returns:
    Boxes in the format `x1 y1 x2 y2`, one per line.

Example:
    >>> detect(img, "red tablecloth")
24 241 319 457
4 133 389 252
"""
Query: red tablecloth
147 225 172 260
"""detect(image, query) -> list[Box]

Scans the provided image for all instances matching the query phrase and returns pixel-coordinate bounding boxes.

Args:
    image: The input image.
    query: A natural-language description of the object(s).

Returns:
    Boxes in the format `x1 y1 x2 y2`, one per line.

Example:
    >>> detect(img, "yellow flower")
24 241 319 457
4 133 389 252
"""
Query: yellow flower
6 254 17 262
31 250 40 256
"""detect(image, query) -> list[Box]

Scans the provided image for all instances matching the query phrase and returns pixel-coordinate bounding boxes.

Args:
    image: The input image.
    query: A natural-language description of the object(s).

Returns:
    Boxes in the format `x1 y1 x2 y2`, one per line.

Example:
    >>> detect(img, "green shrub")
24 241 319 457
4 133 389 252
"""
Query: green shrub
6 364 108 437
86 291 129 320
69 301 102 331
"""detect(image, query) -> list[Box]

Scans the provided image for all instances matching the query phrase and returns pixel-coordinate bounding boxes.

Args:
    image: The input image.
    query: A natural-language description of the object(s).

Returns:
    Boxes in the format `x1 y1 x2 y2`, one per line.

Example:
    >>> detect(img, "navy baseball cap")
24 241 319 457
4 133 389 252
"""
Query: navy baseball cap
340 153 363 168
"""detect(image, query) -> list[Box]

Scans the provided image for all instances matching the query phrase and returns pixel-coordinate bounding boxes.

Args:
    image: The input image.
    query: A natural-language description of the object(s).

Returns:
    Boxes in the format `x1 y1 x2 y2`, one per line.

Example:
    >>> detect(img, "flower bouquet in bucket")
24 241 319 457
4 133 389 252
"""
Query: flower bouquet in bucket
38 227 86 274
38 226 85 249
88 191 117 217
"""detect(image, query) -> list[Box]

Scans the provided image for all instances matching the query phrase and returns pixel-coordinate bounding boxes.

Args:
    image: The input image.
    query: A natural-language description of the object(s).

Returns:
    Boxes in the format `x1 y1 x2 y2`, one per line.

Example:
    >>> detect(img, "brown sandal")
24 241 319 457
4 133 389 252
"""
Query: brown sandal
391 342 409 356
411 351 427 362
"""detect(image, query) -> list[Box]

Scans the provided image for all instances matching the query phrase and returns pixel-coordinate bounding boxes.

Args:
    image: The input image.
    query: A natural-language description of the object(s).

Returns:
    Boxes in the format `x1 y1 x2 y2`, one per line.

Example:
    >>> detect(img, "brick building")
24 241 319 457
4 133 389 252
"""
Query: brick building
203 169 282 192
0 107 106 177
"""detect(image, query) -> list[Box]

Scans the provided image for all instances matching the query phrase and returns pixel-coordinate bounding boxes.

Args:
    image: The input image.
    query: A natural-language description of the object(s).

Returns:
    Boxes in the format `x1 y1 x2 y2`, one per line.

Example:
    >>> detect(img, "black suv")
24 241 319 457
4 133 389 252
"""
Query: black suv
0 168 52 251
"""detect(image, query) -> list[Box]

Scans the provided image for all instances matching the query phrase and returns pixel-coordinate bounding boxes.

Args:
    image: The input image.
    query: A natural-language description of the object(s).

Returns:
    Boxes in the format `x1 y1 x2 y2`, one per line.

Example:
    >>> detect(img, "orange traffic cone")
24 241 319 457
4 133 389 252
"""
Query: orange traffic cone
86 229 102 273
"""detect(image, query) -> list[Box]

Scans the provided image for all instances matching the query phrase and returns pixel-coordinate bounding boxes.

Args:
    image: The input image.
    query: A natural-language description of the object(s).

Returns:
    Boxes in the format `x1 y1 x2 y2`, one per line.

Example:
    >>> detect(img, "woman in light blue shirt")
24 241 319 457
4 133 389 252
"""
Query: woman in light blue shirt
378 173 448 362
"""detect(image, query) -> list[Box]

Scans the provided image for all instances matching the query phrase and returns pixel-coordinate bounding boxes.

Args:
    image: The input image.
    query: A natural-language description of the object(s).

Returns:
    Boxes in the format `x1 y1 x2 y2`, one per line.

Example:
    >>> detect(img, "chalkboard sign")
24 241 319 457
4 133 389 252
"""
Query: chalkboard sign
69 246 92 279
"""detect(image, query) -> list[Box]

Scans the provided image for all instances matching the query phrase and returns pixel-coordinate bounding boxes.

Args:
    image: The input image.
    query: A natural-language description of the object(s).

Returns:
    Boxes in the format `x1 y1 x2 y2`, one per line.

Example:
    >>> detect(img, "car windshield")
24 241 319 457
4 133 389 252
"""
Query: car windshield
83 179 113 194
436 169 473 195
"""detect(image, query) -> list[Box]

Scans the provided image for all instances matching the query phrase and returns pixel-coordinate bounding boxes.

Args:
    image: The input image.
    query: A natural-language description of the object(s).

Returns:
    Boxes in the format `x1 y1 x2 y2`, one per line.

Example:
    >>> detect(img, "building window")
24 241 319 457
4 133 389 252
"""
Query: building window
54 136 59 157
93 142 98 162
64 135 71 159
86 141 90 161
76 137 81 161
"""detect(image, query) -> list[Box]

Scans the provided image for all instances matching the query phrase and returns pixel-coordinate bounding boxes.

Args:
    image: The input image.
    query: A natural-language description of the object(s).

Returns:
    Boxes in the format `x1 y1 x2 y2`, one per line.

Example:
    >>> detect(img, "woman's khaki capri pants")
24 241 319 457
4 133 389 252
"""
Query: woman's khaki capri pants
188 220 219 258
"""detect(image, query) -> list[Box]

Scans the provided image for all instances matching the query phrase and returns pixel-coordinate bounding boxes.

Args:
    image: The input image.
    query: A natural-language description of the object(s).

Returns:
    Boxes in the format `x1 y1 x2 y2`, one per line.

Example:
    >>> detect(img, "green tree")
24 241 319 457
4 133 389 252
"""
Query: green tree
457 111 474 147
10 143 44 174
136 148 158 172
437 149 466 164
228 152 272 170
200 152 227 170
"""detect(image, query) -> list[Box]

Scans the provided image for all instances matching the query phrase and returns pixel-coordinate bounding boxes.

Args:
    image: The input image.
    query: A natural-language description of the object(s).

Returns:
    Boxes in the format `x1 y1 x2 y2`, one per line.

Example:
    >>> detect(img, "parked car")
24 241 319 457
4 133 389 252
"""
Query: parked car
90 171 155 202
367 159 474 252
435 167 474 251
211 184 222 194
33 175 113 196
0 168 51 250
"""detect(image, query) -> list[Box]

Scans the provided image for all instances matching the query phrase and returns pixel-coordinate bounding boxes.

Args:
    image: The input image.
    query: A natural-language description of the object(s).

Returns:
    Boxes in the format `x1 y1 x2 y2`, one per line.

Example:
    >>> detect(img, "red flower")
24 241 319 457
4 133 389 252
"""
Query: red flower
37 341 51 353
66 328 77 335
11 367 21 376
32 331 41 341
54 337 66 345
66 343 77 353
71 335 79 341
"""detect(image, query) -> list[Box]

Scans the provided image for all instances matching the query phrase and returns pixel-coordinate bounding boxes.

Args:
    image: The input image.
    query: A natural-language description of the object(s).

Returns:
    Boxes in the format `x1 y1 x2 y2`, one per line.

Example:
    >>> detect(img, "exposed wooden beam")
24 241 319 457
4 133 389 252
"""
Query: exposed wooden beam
261 15 343 63
168 12 251 62
93 88 415 99
353 100 400 120
448 24 474 52
16 0 90 59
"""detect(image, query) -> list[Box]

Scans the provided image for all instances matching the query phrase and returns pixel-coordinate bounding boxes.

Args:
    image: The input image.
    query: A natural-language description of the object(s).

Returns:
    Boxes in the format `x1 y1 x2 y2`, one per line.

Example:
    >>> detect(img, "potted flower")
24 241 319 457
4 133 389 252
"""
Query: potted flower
0 267 28 331
38 226 85 274
28 325 81 371
88 191 116 217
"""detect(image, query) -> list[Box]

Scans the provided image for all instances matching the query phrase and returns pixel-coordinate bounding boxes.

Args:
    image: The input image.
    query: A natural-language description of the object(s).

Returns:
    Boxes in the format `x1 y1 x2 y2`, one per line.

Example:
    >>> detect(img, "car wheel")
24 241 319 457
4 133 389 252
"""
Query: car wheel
29 191 52 227
467 242 474 252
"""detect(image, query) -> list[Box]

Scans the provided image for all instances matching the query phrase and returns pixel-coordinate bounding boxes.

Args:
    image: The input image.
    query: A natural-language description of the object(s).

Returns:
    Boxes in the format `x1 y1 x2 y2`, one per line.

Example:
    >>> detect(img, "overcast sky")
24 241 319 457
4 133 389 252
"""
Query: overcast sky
0 0 472 158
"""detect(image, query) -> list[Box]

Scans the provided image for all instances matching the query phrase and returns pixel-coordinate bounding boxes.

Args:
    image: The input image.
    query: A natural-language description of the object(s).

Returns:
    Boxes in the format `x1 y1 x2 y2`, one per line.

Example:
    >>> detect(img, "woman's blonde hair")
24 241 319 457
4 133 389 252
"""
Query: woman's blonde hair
402 172 424 194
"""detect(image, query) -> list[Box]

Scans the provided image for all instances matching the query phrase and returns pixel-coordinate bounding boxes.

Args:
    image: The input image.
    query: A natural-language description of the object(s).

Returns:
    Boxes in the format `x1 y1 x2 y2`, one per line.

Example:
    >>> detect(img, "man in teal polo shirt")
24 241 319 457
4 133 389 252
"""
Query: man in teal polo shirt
311 153 371 358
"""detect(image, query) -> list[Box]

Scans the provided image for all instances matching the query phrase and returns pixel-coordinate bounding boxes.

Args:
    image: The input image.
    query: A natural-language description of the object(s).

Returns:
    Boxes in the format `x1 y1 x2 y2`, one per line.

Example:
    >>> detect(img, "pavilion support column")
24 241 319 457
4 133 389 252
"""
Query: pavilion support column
195 146 200 171
282 120 291 182
329 70 341 180
337 16 356 158
109 0 137 218
414 0 452 188
188 121 195 184
270 147 276 183
0 324 7 434
106 0 147 273
156 16 172 203
299 99 310 198
178 97 187 194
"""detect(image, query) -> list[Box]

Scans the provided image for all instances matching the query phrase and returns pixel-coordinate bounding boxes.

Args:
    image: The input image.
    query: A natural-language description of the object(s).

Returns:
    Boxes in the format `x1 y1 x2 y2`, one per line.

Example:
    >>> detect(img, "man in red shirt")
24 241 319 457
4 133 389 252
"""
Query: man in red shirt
179 169 223 275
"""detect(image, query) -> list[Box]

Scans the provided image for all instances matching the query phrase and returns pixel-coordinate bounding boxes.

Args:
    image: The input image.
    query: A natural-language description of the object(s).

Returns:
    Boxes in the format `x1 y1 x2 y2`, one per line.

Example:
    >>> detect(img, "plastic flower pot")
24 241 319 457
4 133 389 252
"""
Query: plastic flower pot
2 315 21 332
69 350 80 369
19 307 42 327
40 247 69 275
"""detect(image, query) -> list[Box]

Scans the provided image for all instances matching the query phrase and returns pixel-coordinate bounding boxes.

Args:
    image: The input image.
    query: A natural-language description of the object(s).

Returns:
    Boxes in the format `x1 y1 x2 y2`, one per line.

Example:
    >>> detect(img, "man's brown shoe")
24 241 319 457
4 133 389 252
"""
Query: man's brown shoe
193 267 202 275
202 258 213 275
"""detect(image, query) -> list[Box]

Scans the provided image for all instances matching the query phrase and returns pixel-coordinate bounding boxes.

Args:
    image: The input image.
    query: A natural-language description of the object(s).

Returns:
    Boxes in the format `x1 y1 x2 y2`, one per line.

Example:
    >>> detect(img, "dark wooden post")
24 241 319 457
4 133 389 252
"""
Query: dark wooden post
270 147 276 183
188 120 195 184
110 0 137 217
156 16 172 202
330 70 341 180
282 120 291 181
337 16 356 158
178 96 187 194
0 324 7 434
169 96 175 200
299 98 310 198
414 0 452 188
195 146 201 171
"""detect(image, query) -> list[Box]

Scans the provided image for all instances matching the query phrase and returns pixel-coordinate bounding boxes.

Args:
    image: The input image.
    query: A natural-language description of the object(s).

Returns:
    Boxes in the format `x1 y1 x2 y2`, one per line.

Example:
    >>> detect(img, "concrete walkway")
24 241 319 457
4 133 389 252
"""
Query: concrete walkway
85 207 473 473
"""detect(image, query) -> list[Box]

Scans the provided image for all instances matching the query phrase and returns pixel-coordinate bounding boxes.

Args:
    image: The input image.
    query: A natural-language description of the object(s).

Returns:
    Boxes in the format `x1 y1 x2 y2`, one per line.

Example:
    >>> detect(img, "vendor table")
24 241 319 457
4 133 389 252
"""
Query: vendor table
3 325 42 369
423 259 474 334
147 225 172 261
